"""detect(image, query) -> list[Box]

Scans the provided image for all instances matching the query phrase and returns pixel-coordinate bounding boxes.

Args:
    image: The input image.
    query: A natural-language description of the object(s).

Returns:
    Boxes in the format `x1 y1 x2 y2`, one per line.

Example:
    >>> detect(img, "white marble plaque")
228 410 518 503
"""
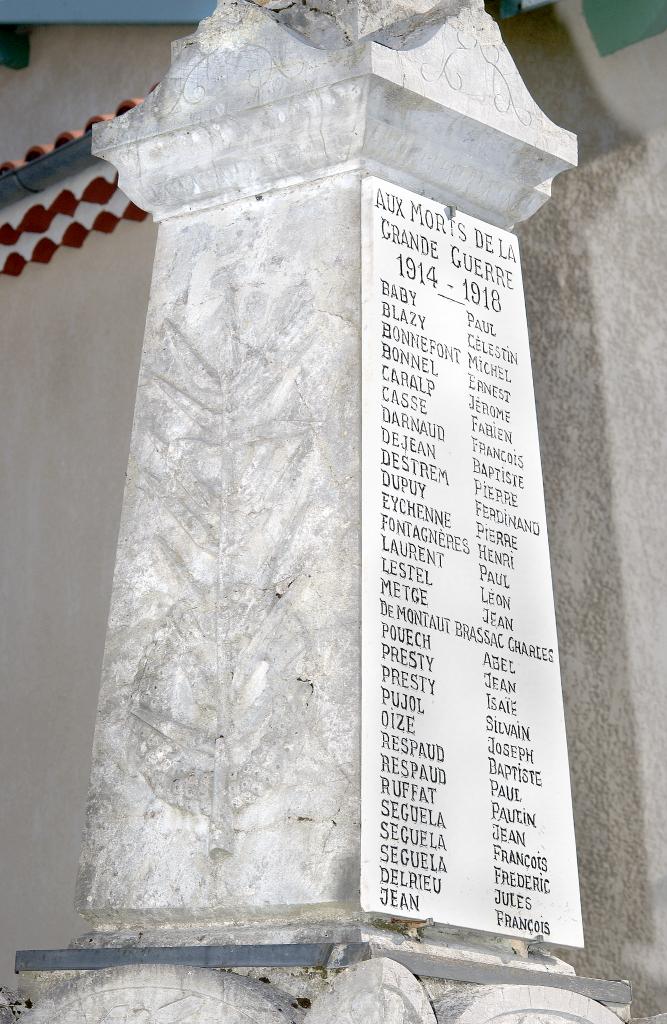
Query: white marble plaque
360 176 583 948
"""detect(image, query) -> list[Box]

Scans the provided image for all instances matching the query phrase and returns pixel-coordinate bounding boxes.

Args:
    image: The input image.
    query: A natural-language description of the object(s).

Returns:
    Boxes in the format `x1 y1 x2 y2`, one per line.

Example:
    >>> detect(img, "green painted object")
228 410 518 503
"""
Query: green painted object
0 26 29 69
499 0 555 15
583 0 667 55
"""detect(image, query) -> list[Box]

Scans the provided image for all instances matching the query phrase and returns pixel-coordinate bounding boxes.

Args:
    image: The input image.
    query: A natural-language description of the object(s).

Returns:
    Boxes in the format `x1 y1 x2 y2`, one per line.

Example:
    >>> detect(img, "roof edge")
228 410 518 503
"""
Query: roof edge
0 132 97 212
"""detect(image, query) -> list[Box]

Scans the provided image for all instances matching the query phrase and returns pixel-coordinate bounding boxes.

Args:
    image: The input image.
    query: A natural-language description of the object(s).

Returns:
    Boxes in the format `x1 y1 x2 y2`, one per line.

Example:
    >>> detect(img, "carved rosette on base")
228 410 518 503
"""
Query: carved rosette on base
23 967 303 1024
20 959 637 1024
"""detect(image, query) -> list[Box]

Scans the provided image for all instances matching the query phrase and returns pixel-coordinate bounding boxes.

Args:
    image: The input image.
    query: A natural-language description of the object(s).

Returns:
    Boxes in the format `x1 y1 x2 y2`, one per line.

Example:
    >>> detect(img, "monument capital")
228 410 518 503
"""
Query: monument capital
93 0 575 228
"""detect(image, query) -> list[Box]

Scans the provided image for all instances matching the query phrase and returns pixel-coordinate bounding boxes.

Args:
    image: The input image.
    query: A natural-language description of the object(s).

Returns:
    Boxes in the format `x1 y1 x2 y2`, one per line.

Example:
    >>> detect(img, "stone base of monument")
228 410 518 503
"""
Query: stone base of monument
14 950 633 1024
15 924 634 1024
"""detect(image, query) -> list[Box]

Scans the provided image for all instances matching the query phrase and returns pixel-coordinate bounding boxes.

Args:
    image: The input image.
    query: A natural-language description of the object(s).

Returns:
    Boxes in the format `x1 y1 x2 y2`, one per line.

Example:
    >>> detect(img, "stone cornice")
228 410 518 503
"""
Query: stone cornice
92 0 576 228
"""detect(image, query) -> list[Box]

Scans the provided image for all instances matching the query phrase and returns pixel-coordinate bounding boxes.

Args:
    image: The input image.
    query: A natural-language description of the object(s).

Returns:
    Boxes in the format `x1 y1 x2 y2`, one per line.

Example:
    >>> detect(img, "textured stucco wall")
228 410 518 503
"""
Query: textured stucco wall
498 2 667 1013
0 25 193 158
2 4 667 1016
0 24 182 984
0 220 157 979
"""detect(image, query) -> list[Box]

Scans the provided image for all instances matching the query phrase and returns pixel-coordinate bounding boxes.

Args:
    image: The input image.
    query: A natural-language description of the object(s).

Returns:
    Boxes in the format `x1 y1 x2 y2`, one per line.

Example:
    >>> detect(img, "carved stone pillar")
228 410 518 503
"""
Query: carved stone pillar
19 2 608 1021
74 0 575 932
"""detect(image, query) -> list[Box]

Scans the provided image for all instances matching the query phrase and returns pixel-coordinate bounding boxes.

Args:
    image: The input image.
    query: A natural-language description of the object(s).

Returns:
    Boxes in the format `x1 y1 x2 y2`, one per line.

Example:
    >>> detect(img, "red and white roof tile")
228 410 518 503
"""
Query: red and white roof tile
0 98 148 277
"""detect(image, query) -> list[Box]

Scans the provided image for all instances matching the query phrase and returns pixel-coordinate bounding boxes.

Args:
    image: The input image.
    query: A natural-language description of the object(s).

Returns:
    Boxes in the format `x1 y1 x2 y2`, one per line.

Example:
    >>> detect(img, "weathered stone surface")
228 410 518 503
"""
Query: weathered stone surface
309 958 436 1024
0 986 32 1022
250 0 482 50
94 0 576 227
20 966 303 1024
0 988 18 1024
434 984 624 1024
76 0 577 927
76 172 362 925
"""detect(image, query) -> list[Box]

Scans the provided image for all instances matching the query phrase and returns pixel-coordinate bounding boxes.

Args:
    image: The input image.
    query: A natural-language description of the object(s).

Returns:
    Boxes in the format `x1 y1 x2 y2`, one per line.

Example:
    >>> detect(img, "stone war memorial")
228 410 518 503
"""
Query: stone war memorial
9 1 660 1023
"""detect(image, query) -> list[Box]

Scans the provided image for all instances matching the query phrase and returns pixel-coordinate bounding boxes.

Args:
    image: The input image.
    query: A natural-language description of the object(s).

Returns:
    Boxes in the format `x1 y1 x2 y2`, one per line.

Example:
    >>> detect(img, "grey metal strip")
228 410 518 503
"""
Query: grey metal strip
0 133 96 211
14 942 632 1007
384 950 632 1006
15 942 371 974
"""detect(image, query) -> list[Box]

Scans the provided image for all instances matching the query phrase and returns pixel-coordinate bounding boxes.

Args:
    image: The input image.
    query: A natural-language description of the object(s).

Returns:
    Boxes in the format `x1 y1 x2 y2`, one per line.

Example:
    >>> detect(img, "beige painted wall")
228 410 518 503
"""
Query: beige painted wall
0 218 157 980
0 25 193 159
1 5 667 1015
499 4 667 1011
0 25 188 988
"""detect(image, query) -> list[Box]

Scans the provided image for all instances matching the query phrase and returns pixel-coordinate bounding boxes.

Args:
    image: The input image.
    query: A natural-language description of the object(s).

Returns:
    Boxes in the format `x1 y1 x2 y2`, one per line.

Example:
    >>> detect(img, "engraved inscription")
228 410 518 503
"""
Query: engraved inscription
360 176 583 947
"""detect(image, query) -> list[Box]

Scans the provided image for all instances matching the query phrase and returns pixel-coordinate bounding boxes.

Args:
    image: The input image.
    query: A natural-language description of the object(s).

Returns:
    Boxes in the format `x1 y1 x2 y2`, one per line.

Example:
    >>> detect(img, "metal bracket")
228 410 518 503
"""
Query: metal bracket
15 942 370 975
15 941 632 1008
